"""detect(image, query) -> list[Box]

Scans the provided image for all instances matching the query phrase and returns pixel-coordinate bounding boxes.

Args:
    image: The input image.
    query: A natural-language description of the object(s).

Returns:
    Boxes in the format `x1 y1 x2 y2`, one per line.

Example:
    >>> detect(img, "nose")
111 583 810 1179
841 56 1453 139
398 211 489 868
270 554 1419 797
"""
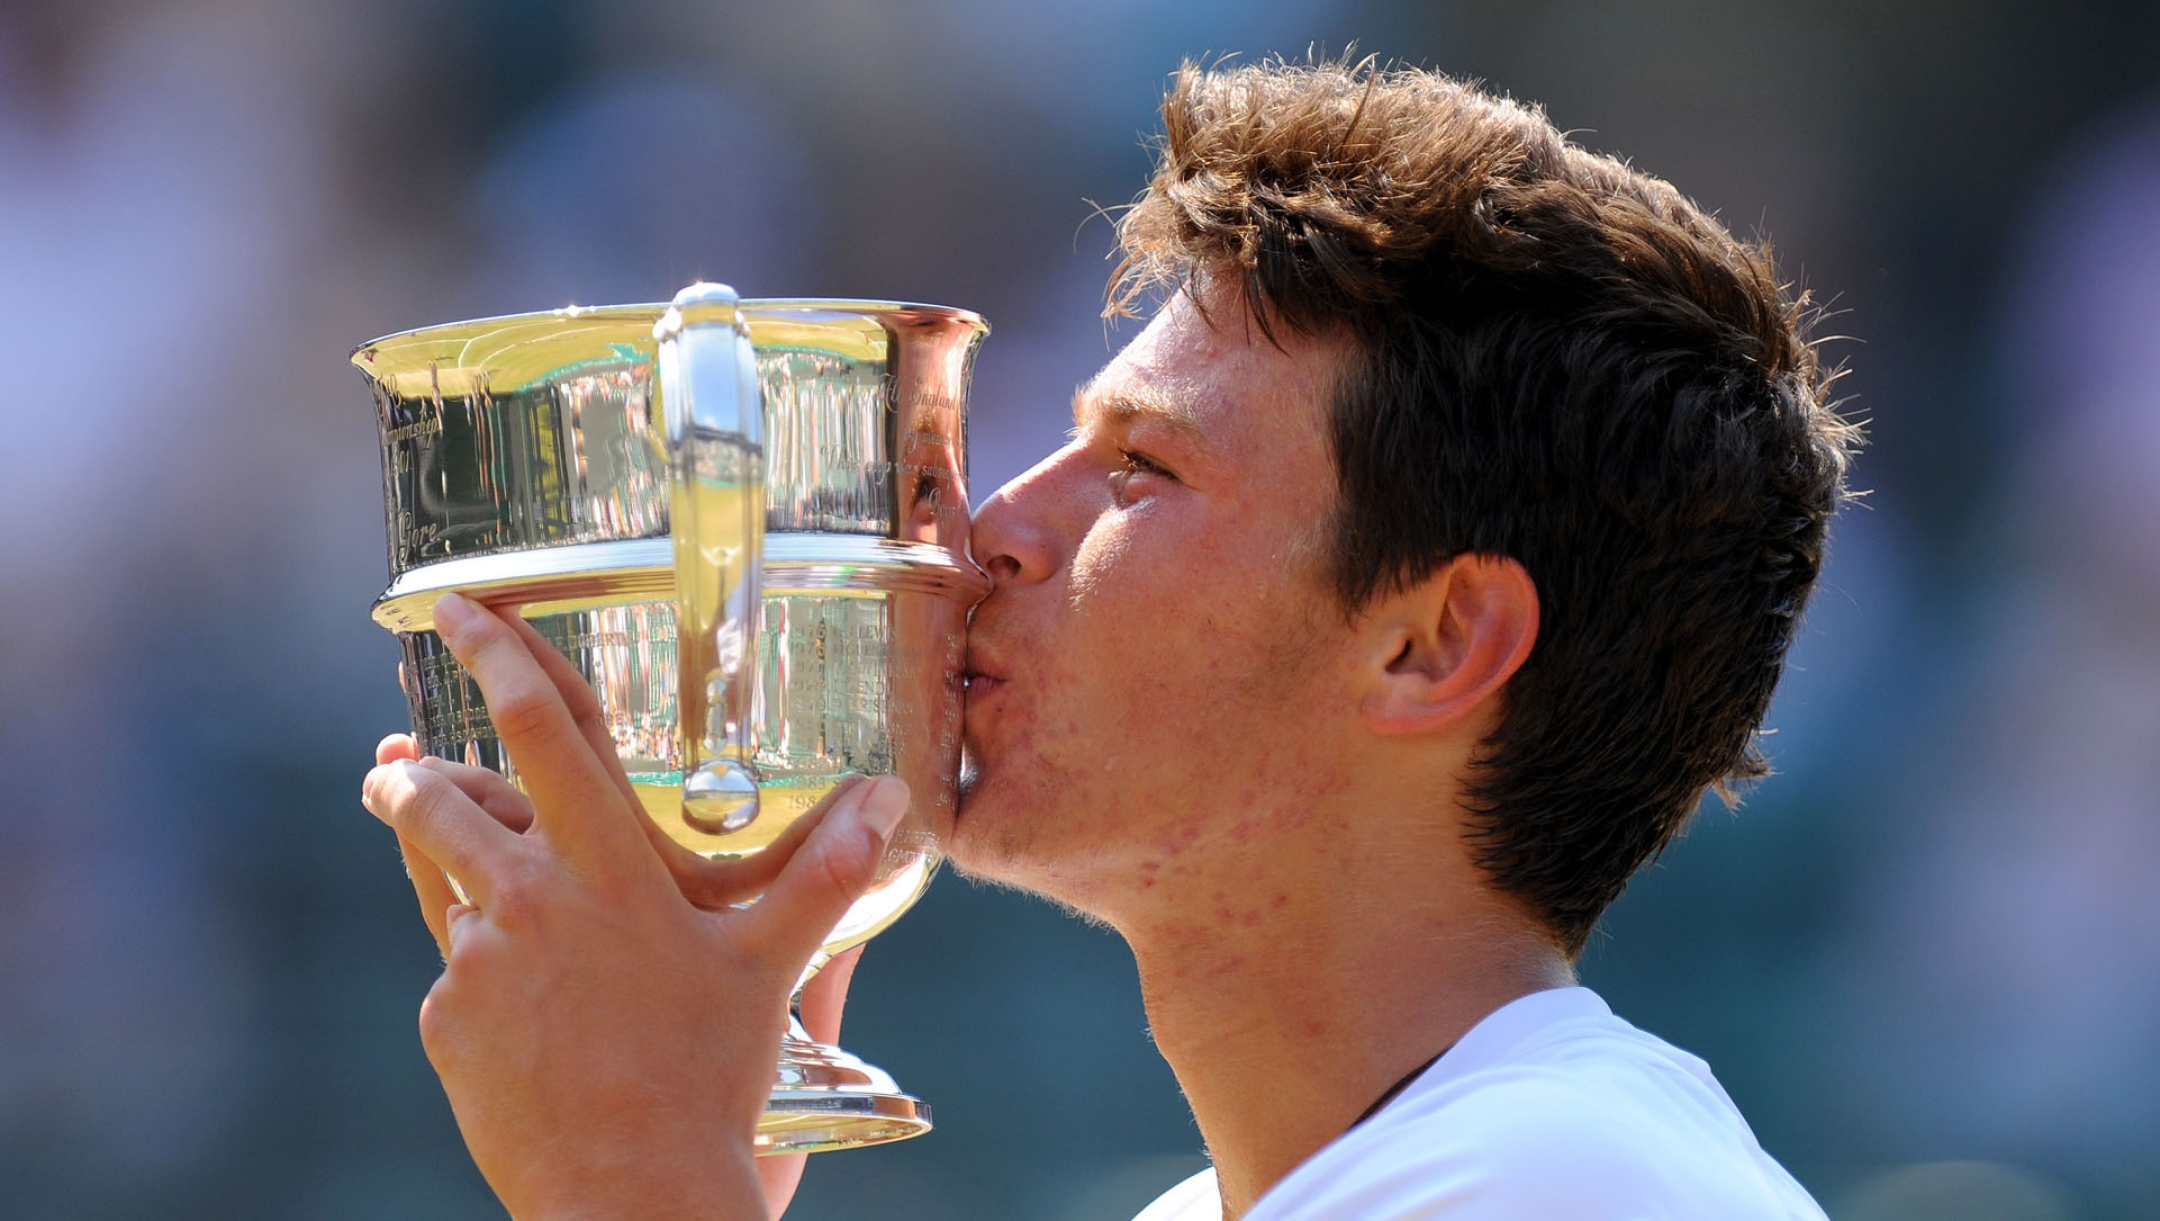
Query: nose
970 440 1087 588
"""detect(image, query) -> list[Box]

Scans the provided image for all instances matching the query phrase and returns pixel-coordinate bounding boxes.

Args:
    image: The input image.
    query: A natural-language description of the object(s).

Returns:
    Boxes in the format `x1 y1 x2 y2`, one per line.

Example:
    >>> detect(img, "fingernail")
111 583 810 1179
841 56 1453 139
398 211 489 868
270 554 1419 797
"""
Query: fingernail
858 776 907 842
433 591 476 638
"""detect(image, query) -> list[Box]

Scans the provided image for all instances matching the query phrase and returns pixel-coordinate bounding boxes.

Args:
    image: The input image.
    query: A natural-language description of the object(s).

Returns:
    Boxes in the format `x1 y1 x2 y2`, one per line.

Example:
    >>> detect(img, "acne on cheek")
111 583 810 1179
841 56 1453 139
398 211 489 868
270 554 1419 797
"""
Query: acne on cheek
1152 819 1205 858
1207 889 1270 930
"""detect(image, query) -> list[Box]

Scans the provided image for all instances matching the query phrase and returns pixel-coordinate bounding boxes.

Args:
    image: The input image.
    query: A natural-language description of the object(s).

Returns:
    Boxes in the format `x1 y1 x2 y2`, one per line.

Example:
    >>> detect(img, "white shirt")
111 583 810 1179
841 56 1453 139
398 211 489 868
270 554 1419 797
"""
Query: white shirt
1131 987 1826 1221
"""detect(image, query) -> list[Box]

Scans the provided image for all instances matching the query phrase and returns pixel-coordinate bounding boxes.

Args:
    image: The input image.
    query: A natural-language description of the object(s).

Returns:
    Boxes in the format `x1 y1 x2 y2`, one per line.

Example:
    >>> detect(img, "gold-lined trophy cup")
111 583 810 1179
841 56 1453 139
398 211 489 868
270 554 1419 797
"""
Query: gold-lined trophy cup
355 283 989 1153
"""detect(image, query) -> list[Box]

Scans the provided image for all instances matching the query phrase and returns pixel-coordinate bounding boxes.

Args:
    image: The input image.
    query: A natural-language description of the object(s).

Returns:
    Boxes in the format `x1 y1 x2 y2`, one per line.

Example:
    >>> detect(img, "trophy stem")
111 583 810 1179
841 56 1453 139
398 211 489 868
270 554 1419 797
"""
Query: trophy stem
756 1011 932 1155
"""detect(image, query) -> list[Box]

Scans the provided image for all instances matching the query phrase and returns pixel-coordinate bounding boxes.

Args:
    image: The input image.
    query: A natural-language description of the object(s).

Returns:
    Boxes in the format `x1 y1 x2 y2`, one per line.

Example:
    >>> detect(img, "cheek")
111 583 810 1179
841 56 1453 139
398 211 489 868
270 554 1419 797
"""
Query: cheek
1063 514 1138 606
1036 504 1339 767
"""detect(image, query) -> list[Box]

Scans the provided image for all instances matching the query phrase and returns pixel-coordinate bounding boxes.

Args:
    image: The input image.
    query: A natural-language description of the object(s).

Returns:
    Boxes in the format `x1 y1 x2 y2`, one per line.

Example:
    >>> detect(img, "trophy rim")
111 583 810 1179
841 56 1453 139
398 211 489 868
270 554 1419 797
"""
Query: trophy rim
349 297 990 367
369 535 992 634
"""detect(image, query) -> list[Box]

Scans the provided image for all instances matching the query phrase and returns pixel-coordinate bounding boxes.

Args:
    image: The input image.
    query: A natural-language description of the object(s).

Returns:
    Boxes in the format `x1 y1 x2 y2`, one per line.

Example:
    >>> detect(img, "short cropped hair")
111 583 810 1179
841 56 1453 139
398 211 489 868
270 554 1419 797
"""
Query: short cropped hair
1113 58 1856 956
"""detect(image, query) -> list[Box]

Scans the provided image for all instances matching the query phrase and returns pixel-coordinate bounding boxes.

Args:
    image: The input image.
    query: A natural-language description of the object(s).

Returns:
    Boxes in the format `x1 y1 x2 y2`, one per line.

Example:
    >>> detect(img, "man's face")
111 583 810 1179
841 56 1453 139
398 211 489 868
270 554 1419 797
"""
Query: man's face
951 287 1361 913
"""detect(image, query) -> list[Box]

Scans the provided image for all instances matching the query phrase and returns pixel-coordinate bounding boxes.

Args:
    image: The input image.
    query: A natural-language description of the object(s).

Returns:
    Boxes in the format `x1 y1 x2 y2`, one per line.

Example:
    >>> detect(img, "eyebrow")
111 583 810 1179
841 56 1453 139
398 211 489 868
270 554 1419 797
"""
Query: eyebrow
1072 380 1213 449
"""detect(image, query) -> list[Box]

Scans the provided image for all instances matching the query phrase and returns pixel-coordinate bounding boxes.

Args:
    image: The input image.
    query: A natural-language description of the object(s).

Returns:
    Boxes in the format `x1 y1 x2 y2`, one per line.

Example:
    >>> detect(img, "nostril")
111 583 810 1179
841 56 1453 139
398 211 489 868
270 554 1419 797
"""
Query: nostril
984 553 1022 582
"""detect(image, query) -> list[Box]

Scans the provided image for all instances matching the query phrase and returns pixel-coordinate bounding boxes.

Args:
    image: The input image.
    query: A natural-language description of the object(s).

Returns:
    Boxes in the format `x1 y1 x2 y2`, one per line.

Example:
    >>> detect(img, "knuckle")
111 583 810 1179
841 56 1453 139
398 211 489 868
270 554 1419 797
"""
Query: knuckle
487 687 558 742
485 862 543 927
381 768 437 830
455 611 514 657
813 835 876 904
406 774 462 837
488 884 531 930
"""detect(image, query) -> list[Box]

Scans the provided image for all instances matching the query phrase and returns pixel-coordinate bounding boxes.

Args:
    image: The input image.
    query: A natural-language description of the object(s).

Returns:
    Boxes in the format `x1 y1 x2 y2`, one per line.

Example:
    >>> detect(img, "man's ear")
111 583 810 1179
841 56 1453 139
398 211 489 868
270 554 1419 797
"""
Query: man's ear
1360 554 1539 736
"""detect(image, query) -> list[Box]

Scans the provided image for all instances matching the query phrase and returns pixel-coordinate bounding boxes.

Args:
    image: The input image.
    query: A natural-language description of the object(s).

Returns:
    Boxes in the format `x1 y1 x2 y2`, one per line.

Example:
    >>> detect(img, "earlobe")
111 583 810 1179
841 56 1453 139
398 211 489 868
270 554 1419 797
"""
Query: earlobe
1363 555 1539 736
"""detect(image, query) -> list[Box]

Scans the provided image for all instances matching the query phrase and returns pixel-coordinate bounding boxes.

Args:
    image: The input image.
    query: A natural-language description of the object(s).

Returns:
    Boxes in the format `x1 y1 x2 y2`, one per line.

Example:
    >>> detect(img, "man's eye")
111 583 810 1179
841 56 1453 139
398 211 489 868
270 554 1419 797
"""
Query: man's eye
1118 449 1171 478
1109 449 1173 504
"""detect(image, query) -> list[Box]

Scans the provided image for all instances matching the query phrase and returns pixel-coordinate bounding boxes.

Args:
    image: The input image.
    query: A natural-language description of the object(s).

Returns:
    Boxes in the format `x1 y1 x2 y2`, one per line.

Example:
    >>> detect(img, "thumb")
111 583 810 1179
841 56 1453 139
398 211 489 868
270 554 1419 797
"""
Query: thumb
739 776 908 970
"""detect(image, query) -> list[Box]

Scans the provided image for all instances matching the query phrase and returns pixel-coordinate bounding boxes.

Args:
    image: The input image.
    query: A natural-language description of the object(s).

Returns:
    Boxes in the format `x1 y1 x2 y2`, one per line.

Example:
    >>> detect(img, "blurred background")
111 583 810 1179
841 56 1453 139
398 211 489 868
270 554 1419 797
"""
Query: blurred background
2 0 2156 1217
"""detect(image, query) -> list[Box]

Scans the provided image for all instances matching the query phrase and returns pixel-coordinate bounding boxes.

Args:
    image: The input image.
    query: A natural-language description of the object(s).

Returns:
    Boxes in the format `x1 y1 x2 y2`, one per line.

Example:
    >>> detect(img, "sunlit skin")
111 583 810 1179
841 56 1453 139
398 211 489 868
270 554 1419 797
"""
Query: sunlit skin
955 282 1574 1215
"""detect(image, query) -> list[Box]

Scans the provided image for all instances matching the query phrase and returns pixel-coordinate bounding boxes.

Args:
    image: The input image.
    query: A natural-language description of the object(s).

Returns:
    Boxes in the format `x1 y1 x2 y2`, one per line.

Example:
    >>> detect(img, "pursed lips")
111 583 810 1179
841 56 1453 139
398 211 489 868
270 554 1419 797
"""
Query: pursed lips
962 650 1009 703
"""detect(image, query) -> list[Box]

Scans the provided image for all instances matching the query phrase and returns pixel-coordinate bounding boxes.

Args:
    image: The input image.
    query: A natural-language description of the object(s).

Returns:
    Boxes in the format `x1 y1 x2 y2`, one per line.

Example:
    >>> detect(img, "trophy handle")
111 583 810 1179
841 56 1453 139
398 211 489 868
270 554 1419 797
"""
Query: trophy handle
655 282 764 832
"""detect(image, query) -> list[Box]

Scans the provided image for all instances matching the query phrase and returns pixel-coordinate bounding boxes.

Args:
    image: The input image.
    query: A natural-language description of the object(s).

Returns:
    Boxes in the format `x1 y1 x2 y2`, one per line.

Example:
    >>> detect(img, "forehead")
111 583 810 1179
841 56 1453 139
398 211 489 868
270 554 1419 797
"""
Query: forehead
1075 289 1349 451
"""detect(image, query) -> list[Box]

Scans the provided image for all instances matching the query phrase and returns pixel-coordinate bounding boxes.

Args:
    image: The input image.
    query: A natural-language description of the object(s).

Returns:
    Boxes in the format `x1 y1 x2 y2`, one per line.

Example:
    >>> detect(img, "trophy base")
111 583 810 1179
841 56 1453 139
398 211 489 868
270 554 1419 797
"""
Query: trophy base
757 1033 932 1155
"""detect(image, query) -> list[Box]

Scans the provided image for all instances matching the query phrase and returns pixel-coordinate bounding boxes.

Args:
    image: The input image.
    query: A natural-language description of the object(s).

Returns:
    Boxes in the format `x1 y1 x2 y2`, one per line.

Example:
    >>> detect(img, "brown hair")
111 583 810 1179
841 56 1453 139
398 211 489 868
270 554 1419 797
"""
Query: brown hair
1113 58 1857 956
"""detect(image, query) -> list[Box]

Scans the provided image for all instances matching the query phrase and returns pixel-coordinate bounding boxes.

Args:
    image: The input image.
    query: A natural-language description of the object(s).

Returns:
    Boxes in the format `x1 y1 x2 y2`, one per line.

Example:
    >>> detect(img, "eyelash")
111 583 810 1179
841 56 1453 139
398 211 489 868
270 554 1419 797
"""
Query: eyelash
1117 449 1171 478
1109 448 1173 503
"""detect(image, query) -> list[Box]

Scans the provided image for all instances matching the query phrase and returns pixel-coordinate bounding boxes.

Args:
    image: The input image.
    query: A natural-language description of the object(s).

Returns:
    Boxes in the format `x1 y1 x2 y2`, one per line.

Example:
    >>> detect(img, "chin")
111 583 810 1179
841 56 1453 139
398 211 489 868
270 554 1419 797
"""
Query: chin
946 761 1011 874
945 759 1056 886
945 775 1129 928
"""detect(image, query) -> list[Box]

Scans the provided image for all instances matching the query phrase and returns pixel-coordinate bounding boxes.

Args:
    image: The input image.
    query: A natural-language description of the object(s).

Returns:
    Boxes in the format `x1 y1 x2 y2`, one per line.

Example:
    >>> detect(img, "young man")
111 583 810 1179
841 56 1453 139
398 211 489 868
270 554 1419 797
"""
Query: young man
364 60 1852 1219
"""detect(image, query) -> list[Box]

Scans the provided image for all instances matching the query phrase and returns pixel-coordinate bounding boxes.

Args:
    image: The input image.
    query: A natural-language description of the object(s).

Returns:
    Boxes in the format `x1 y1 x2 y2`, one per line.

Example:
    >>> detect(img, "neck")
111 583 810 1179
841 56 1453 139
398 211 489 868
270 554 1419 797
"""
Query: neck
1112 797 1575 1218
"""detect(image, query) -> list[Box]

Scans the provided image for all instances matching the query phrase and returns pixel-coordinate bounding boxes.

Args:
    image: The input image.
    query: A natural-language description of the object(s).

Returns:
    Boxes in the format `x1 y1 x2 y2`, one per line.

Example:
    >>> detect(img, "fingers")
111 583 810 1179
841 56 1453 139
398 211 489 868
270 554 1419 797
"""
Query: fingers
384 734 534 835
755 1155 810 1221
430 592 647 871
415 757 537 833
495 610 732 888
738 776 908 970
399 832 460 957
443 903 481 955
498 611 642 811
363 758 520 908
380 734 458 955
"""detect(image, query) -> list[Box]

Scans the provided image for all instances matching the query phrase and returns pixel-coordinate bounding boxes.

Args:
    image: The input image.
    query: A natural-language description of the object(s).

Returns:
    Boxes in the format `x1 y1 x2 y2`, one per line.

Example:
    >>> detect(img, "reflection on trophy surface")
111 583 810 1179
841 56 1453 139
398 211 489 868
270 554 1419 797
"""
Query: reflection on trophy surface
355 284 989 1153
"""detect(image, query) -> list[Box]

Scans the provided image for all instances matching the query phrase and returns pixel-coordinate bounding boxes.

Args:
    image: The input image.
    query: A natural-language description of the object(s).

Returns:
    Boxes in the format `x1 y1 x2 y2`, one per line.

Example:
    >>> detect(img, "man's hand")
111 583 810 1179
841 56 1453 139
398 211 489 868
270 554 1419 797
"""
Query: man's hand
363 591 904 1220
371 736 864 1215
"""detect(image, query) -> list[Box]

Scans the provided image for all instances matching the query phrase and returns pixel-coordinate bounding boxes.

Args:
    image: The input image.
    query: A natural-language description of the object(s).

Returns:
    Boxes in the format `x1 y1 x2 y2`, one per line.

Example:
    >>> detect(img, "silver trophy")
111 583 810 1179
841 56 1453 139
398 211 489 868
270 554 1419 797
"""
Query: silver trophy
356 283 989 1154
